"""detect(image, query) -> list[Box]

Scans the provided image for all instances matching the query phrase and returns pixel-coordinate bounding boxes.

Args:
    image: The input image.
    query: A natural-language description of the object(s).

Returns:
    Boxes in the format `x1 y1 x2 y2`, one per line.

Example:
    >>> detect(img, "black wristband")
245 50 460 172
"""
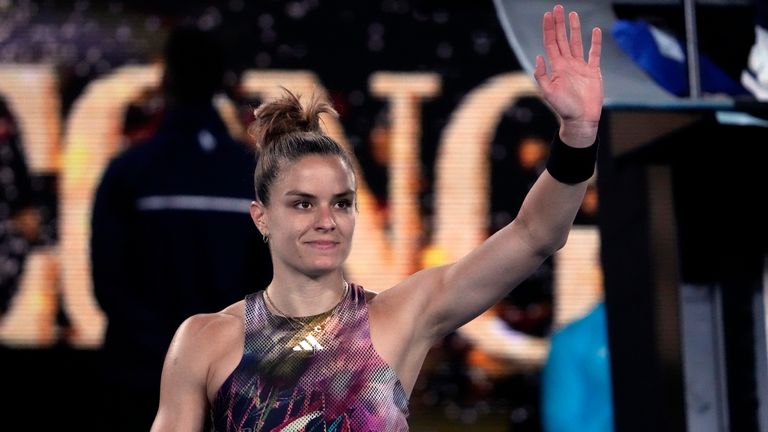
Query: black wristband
545 134 598 184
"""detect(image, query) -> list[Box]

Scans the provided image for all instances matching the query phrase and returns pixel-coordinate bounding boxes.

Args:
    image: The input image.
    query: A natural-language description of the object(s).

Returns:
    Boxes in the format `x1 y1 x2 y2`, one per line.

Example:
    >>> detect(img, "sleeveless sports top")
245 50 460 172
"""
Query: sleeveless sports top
210 283 409 431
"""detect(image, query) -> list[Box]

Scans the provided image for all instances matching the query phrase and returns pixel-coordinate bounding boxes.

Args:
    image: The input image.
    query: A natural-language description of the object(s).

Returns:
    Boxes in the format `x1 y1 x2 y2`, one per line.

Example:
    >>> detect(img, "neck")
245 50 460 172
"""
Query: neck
265 272 348 317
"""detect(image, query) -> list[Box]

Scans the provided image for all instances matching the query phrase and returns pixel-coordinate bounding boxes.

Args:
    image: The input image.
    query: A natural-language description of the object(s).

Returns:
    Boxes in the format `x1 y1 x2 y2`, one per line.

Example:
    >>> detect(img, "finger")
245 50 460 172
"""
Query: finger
553 5 572 58
542 11 559 61
533 55 551 93
587 27 602 68
569 11 584 59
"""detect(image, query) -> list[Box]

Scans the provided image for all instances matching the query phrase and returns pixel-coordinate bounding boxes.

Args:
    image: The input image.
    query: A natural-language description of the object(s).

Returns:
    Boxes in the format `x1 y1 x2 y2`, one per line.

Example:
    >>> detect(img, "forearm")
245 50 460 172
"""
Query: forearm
515 169 590 256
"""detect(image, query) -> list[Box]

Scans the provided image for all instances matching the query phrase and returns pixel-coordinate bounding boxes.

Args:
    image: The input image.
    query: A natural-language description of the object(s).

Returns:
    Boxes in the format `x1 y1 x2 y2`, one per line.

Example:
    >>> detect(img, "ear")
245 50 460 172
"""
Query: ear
250 201 268 236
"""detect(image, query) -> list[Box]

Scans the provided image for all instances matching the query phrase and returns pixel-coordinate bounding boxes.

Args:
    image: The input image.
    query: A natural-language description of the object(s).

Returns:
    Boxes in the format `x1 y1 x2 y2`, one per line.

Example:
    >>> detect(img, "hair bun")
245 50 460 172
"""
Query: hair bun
248 87 338 150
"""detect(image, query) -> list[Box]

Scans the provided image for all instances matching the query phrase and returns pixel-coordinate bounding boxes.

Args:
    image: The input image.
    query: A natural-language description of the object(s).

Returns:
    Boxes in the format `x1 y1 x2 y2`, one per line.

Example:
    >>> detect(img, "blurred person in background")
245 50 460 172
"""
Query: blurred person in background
541 300 612 432
90 24 272 431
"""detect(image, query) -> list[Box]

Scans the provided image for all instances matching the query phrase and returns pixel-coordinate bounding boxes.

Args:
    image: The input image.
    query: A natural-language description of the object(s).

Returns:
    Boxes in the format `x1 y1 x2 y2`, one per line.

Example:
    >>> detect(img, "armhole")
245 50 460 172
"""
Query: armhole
209 298 251 407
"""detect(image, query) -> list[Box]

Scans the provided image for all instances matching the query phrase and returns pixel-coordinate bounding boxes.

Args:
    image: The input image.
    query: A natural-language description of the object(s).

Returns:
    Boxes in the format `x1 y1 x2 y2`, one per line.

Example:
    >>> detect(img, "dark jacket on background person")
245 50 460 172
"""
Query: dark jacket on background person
91 103 272 394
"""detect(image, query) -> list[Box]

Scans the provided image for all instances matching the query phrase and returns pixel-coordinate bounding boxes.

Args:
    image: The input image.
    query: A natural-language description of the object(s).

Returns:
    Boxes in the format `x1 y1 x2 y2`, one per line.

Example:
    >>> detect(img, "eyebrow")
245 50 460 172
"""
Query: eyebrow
284 190 355 199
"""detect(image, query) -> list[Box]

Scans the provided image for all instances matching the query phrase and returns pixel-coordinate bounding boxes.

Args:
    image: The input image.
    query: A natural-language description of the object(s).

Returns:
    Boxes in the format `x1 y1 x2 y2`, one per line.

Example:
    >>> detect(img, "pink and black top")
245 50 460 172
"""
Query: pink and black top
210 283 409 431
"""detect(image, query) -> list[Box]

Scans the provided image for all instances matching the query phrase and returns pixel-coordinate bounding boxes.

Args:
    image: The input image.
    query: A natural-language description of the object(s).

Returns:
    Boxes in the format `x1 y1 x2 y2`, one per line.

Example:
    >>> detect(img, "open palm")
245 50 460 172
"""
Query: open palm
534 5 603 144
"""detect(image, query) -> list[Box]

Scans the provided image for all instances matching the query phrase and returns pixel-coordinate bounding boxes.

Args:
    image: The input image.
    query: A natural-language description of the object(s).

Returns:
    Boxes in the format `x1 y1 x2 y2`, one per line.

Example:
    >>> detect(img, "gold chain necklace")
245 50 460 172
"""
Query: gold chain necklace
264 281 349 335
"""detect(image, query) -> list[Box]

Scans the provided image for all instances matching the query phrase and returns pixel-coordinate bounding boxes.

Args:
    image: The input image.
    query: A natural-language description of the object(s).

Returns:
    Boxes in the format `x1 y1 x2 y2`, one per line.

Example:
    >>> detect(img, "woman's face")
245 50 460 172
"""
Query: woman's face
253 154 356 277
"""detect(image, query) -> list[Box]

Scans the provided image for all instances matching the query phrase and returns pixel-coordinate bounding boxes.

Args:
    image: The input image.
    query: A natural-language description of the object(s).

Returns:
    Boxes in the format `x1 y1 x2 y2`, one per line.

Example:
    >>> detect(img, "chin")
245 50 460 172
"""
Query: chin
302 267 340 279
310 261 342 272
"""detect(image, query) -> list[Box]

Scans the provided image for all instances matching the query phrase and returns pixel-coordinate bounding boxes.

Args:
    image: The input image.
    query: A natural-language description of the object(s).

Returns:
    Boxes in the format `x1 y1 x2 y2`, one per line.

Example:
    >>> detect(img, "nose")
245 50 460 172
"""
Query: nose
315 205 336 231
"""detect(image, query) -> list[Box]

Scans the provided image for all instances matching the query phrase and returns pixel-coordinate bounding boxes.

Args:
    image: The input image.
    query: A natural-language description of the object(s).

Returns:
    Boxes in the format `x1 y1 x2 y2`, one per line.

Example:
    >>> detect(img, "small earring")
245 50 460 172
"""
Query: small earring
262 234 269 244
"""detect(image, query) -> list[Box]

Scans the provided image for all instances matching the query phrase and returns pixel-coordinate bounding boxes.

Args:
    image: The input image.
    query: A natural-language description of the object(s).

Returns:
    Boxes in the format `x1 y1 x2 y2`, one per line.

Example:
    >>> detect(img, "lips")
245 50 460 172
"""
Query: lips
306 240 339 250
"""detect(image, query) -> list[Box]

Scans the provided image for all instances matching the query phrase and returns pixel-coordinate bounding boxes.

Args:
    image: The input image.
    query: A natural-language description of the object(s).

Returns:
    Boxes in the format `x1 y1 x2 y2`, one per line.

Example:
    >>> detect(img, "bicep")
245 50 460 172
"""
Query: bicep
418 222 548 340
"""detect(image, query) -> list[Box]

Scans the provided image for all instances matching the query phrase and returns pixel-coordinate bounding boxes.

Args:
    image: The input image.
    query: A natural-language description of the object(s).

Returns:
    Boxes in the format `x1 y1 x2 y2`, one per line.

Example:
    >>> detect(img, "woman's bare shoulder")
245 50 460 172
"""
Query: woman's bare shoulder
218 299 246 321
174 300 245 349
158 300 247 406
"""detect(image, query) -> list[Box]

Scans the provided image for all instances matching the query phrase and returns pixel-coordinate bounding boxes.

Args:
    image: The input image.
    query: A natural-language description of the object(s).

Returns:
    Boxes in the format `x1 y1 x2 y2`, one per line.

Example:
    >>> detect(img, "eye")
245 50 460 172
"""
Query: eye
335 199 353 209
294 201 312 209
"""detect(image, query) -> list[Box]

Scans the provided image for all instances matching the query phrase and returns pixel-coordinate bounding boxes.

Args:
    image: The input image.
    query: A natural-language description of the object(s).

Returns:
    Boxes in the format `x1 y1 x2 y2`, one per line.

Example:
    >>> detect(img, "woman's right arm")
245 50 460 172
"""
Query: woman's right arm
150 315 216 432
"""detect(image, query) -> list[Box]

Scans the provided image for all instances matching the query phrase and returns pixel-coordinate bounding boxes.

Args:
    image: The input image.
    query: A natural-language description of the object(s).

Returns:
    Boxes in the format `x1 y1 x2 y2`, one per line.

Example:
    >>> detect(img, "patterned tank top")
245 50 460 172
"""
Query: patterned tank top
209 283 410 431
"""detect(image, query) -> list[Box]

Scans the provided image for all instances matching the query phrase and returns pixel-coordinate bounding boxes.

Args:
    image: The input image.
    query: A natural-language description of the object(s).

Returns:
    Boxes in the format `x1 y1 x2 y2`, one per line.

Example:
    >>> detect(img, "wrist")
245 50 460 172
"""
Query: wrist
558 121 599 148
545 133 599 184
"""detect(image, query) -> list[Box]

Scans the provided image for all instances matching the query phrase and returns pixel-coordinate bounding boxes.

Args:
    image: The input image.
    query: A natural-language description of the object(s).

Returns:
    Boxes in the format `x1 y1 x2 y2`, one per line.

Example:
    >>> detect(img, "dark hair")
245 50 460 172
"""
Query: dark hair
249 89 355 205
161 25 225 103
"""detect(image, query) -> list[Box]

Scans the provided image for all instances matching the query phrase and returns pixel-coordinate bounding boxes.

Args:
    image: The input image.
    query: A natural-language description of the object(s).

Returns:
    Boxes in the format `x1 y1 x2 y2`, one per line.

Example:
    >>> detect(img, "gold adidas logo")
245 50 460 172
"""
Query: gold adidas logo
292 334 324 352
